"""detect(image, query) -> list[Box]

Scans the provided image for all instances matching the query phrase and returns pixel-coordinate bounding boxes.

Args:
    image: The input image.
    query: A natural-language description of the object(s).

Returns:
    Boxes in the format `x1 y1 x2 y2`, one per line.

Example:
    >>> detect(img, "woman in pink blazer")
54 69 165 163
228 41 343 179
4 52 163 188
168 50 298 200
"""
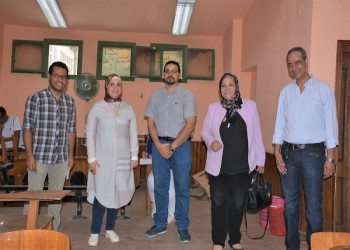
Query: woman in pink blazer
201 73 265 250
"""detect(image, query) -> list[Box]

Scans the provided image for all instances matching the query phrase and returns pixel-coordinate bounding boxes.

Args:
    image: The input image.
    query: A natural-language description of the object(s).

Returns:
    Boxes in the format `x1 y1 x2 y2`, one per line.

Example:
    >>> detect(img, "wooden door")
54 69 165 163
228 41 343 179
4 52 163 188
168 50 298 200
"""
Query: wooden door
334 40 350 232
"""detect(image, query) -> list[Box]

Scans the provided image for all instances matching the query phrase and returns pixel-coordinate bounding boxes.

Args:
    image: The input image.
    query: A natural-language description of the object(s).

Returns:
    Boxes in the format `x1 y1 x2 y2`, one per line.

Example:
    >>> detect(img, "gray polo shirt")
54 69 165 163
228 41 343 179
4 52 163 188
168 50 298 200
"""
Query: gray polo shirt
144 85 197 138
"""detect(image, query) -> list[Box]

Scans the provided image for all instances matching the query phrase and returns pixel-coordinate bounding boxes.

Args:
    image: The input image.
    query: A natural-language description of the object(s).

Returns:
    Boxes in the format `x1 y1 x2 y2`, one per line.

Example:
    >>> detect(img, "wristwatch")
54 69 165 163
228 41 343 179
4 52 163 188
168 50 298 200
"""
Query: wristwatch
169 144 175 152
326 158 336 164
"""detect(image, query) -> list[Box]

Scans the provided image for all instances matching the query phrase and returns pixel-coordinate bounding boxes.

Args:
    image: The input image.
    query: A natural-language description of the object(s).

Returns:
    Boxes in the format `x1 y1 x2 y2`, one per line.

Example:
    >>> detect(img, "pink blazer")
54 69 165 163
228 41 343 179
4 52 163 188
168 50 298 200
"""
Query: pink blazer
201 99 265 176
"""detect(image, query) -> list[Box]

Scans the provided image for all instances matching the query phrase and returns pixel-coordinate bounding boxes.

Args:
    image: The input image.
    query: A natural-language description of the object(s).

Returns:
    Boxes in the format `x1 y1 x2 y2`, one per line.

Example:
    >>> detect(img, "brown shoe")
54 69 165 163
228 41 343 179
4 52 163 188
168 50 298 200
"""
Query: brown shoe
213 245 223 250
232 243 244 250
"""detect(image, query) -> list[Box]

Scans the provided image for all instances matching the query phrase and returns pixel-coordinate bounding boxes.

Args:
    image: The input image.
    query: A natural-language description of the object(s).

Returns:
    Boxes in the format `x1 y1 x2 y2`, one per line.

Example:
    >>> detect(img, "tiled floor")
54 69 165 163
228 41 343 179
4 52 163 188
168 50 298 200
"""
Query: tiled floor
0 182 308 249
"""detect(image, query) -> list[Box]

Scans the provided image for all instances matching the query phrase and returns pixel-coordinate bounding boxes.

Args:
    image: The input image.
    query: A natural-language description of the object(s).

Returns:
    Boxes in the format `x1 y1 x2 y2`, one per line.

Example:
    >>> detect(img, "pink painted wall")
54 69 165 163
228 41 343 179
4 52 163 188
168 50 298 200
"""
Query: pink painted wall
309 0 350 85
0 18 4 82
223 20 252 99
241 0 313 152
0 25 225 141
2 0 349 151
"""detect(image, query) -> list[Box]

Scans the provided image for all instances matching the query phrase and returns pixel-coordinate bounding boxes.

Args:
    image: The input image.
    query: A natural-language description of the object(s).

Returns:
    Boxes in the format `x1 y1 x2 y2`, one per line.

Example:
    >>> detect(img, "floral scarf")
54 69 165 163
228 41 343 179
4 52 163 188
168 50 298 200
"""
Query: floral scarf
104 74 122 103
220 73 242 118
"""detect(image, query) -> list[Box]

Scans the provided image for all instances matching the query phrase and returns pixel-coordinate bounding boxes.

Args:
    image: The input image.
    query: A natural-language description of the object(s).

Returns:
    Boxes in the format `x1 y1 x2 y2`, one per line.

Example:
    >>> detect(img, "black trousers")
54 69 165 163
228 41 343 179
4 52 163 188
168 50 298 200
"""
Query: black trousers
208 172 250 247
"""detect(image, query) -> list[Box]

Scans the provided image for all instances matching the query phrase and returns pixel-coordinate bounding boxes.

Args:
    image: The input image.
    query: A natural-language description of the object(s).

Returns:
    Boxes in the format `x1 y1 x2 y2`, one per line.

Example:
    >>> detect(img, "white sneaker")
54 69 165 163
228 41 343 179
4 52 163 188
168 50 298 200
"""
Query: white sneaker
151 202 156 218
88 234 99 246
167 212 175 224
106 230 119 243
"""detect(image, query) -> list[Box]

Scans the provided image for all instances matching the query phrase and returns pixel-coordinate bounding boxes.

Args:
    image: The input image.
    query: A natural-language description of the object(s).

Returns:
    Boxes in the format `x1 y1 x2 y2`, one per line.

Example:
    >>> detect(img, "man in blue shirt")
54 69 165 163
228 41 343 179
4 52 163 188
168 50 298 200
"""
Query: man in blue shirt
22 61 76 230
273 47 338 250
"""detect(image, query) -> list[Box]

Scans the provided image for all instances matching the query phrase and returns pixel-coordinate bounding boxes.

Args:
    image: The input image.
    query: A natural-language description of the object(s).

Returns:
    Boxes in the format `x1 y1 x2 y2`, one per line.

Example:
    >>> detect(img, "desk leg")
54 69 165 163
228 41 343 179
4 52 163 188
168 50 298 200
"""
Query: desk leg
0 167 9 193
146 165 152 216
26 200 39 229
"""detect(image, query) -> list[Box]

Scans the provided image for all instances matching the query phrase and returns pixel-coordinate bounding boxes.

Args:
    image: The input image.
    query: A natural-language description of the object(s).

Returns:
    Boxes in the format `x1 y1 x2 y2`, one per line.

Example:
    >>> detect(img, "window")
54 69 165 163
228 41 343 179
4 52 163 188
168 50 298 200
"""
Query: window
11 40 43 73
96 41 136 81
42 39 83 78
149 44 187 83
187 49 215 80
133 46 161 78
11 38 215 82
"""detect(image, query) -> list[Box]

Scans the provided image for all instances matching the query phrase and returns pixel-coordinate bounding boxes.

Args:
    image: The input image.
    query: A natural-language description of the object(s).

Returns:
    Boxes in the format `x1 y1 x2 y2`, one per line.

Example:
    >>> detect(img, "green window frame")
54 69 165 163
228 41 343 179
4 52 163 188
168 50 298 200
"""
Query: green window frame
42 38 83 78
187 48 215 80
96 41 136 81
149 43 187 83
11 40 44 73
133 46 161 78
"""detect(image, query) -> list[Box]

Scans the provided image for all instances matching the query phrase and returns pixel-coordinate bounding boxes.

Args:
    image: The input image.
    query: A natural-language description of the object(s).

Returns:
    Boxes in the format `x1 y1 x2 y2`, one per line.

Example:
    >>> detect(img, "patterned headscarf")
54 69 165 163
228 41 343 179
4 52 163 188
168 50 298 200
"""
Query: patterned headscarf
219 73 242 118
104 74 122 103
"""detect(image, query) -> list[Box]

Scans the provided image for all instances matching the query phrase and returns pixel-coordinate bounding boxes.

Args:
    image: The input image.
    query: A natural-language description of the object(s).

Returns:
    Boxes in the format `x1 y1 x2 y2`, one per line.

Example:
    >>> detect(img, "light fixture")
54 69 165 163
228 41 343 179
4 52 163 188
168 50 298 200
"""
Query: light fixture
172 0 196 36
36 0 67 28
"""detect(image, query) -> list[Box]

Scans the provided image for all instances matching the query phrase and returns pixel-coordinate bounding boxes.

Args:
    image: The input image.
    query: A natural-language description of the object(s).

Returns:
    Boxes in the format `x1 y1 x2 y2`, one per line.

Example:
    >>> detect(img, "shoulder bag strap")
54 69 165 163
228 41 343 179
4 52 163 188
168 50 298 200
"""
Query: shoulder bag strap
244 208 269 240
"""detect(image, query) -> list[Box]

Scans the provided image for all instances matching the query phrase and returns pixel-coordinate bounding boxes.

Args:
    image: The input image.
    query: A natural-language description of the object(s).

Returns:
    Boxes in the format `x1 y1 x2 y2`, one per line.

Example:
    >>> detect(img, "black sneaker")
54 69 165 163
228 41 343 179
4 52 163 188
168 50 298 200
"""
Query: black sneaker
144 225 167 237
178 229 191 243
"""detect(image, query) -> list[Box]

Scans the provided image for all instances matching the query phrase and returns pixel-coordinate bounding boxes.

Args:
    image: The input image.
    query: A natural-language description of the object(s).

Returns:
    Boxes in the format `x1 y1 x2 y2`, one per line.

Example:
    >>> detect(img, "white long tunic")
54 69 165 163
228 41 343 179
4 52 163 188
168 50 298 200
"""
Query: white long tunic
86 100 139 208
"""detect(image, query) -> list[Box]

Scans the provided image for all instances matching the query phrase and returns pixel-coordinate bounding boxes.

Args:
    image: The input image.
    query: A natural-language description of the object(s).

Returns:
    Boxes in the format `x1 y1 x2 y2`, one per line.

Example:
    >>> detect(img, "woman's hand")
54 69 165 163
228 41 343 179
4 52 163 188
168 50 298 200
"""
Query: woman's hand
130 160 138 170
89 160 100 175
210 140 223 152
256 166 264 174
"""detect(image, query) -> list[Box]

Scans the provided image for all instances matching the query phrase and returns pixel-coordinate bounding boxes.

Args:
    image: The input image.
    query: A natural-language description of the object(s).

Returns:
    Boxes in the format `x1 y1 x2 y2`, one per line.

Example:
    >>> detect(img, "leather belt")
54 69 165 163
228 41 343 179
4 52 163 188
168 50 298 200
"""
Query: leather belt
158 136 191 142
284 141 325 151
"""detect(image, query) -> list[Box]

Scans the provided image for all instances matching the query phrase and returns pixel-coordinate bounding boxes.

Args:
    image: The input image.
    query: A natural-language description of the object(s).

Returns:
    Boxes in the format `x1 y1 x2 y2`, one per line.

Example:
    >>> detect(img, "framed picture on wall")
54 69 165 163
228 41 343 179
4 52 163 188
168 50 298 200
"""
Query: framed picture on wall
96 41 136 80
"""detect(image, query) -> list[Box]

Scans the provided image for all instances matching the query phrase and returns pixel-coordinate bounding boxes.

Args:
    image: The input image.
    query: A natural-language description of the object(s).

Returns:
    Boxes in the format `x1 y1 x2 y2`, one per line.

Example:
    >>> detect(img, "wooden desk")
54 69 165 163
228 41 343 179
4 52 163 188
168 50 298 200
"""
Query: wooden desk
311 232 350 250
0 190 70 229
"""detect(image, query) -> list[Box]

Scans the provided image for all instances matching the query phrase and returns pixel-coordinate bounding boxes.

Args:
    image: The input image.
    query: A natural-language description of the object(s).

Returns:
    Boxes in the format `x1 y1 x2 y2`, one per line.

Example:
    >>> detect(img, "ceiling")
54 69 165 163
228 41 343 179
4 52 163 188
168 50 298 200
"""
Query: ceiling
0 0 254 36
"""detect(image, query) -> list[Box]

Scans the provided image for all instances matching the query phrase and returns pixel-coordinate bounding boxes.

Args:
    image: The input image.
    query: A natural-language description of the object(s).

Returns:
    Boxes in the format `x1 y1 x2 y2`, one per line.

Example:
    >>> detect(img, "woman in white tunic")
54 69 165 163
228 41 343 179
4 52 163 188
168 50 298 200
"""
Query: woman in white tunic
86 74 139 247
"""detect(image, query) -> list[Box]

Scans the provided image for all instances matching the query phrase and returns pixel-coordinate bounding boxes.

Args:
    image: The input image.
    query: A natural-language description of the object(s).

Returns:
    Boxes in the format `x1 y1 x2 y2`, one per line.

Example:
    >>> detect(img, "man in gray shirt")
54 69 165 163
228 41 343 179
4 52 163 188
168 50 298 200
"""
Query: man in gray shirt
144 60 197 243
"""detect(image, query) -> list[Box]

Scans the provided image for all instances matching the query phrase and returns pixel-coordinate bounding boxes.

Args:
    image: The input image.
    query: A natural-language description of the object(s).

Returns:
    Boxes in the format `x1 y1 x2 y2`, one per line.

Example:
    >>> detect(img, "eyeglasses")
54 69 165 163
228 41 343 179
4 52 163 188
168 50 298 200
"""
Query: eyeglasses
51 73 68 81
164 69 179 74
108 82 122 87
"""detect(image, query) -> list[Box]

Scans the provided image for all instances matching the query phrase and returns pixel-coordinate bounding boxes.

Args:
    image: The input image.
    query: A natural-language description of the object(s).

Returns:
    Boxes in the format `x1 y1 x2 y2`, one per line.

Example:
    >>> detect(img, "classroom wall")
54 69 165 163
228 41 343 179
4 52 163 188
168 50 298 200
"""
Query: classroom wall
0 17 4 82
241 0 313 152
1 0 350 153
309 0 350 85
241 0 350 153
223 19 252 99
0 25 227 141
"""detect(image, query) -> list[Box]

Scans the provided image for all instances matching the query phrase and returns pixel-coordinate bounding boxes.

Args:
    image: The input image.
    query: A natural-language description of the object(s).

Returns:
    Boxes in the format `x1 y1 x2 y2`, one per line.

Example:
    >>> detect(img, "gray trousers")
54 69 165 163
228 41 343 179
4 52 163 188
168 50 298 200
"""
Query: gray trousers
23 161 67 230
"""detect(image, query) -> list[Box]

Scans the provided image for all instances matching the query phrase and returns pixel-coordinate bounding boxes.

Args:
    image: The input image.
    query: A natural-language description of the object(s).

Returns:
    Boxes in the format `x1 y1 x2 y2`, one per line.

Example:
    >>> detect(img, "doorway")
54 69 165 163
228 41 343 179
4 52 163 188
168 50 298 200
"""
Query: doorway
334 40 350 232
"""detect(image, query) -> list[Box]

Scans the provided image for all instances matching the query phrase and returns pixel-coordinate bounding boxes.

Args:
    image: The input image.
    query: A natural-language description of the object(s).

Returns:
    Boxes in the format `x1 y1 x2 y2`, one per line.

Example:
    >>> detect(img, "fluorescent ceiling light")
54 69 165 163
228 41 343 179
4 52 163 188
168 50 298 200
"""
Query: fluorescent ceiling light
172 0 196 36
36 0 67 28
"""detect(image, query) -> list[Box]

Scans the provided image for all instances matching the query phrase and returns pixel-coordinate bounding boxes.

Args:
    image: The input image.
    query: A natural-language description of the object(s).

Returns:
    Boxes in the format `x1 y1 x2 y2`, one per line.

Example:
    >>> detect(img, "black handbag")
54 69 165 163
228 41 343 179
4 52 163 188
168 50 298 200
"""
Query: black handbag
244 171 272 212
244 171 272 239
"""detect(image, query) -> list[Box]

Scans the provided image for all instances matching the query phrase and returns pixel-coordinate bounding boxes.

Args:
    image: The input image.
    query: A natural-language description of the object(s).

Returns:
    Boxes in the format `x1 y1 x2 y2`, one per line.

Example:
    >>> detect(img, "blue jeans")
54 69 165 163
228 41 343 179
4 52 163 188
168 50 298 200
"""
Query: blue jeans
91 198 118 234
152 140 192 230
280 143 325 250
